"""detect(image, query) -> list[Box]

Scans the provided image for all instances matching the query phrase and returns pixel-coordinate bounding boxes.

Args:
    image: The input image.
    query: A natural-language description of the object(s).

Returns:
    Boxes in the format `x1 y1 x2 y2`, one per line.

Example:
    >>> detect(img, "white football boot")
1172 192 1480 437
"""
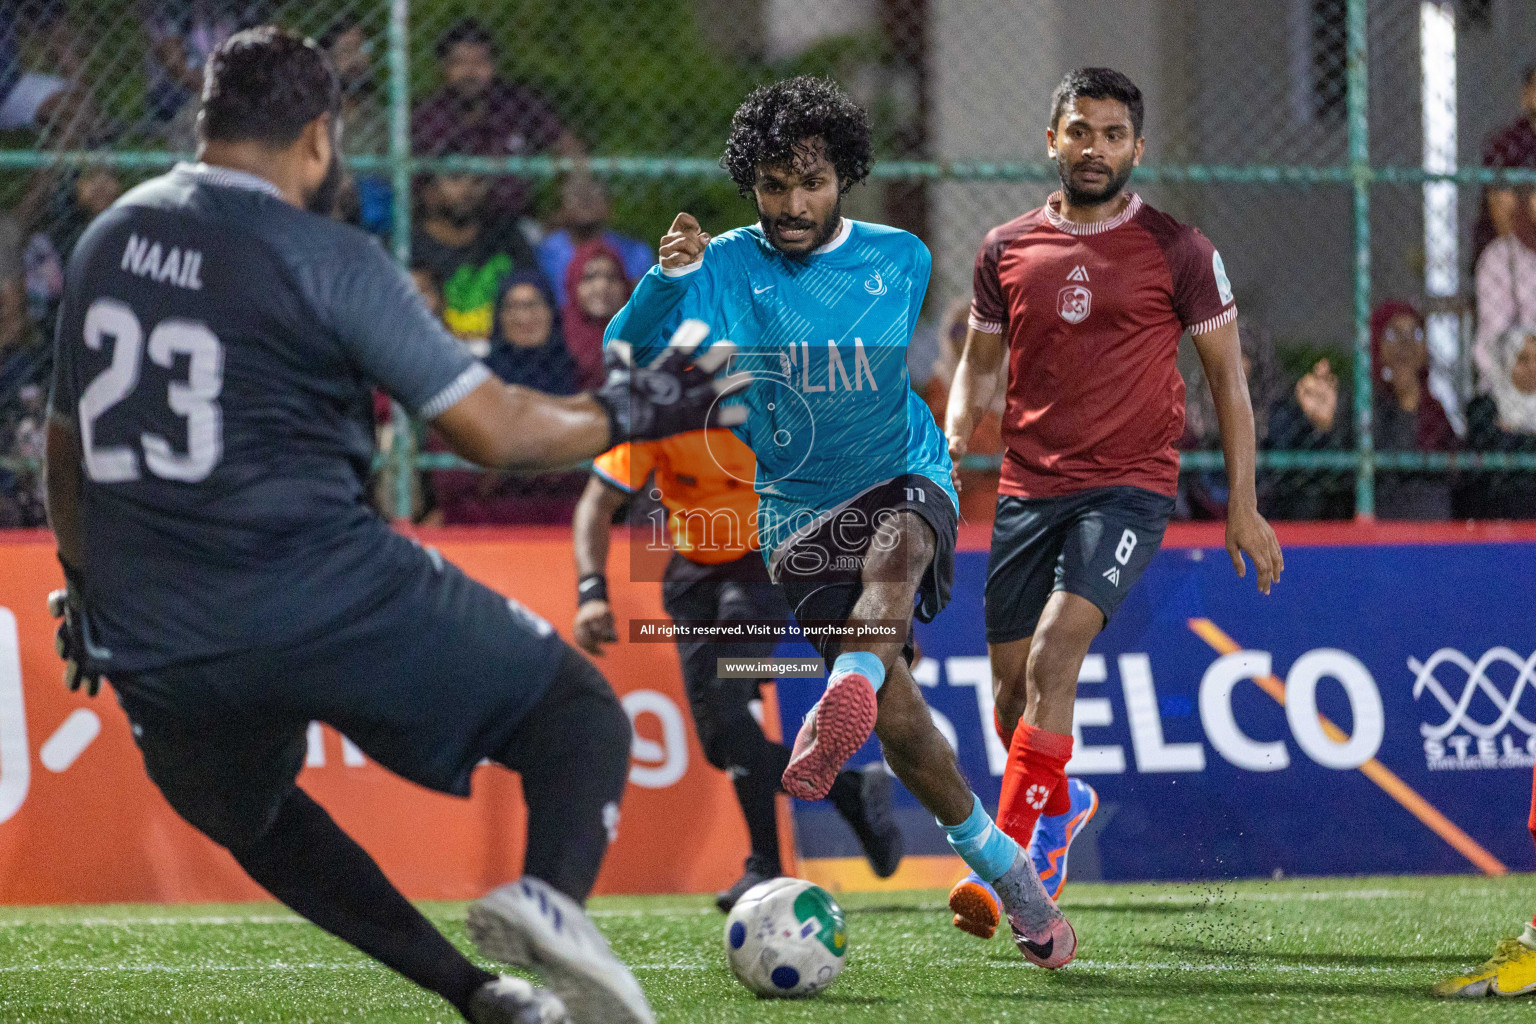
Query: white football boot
468 877 655 1024
465 974 569 1024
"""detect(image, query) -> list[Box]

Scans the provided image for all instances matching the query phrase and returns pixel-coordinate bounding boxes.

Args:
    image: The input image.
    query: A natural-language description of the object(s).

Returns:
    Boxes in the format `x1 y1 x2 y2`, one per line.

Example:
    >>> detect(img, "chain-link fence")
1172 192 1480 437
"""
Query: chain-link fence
3 0 1536 527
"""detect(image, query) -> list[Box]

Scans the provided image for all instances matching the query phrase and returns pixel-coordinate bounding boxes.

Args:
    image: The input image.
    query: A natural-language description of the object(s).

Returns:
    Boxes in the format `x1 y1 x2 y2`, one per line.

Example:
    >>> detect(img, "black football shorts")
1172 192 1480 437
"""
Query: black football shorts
770 474 958 661
985 485 1174 644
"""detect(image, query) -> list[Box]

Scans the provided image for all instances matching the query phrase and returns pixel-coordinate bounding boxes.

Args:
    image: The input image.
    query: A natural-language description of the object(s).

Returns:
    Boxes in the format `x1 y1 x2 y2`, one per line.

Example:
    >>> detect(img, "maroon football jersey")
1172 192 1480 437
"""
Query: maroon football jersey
970 192 1236 499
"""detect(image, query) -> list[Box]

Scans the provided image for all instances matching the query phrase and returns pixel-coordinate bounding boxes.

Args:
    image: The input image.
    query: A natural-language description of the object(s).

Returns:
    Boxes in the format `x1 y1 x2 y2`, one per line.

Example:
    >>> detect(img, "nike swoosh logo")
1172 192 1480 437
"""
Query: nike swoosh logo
1018 935 1053 960
753 285 774 294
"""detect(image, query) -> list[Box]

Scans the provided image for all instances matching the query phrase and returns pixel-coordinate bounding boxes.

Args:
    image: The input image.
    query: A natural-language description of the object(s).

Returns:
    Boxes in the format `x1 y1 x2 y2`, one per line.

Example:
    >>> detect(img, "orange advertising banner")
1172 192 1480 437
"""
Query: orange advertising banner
0 527 784 904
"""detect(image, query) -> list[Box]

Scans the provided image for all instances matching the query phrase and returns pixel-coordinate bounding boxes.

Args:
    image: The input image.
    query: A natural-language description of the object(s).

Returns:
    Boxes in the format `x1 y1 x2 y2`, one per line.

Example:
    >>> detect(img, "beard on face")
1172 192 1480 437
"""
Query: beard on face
304 151 344 216
758 193 843 260
1055 150 1134 208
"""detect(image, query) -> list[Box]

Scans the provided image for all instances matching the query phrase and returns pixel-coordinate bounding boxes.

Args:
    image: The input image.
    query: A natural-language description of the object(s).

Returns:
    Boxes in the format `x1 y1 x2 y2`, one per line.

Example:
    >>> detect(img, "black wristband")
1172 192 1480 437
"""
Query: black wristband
577 574 609 606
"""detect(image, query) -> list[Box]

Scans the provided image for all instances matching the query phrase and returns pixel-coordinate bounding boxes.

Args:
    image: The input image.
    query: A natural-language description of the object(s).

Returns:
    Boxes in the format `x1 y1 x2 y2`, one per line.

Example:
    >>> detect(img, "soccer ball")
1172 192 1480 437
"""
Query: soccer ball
723 878 848 998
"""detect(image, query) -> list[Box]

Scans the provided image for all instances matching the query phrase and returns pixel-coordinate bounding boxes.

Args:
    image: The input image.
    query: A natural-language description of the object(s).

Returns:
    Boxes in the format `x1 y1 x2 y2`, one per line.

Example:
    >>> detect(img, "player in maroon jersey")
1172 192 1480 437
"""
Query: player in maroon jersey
942 67 1284 942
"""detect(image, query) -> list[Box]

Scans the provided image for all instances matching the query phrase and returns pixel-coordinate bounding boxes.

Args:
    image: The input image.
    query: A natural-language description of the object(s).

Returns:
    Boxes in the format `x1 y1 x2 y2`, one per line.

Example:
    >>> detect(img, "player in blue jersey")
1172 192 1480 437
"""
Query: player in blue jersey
43 29 736 1024
603 76 1076 967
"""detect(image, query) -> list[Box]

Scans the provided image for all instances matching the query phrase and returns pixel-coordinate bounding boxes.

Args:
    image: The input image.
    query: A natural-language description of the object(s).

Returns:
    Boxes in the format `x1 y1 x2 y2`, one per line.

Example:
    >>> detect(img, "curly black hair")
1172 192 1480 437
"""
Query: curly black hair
721 75 872 197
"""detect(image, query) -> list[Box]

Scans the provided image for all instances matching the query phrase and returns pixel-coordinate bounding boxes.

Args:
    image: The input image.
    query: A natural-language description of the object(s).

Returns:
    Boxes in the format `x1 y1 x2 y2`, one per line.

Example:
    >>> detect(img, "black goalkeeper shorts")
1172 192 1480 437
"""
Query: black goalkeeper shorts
111 543 569 849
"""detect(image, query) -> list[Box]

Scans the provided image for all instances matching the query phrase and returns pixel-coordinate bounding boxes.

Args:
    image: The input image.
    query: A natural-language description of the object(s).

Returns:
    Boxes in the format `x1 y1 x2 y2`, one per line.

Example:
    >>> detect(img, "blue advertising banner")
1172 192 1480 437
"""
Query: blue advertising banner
778 533 1536 882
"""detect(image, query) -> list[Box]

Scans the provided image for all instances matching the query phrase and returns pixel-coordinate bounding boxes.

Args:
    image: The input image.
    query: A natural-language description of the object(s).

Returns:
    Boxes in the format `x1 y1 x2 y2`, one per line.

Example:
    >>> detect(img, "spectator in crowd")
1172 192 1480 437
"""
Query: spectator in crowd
1265 355 1355 521
1473 64 1536 267
0 1 104 146
410 171 540 348
426 272 584 525
925 297 1003 524
0 3 71 132
1460 328 1536 519
50 165 121 258
1475 184 1536 393
538 174 653 307
139 0 267 130
0 380 46 527
320 17 392 236
1370 300 1458 519
409 264 444 319
1263 304 1459 523
411 19 580 229
0 205 50 529
17 166 122 354
0 212 26 355
1179 314 1283 520
484 270 579 394
561 239 630 390
22 227 63 341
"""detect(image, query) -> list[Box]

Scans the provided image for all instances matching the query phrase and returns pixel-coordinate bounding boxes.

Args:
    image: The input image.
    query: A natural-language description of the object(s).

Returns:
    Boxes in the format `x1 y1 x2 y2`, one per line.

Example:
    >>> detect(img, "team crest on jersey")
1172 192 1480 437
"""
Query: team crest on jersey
1058 284 1092 324
864 270 887 296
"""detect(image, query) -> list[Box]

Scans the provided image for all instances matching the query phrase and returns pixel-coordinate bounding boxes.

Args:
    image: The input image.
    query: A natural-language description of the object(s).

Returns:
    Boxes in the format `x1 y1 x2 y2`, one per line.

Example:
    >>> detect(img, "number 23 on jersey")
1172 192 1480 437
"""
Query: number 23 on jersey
77 296 224 484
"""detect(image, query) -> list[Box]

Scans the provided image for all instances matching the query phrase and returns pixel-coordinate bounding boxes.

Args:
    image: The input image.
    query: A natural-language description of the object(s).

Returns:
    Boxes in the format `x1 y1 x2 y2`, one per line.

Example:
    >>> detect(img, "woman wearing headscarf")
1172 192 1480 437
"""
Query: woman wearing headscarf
562 238 631 390
1475 185 1536 393
1369 300 1458 519
1461 327 1536 519
426 271 587 524
1266 301 1456 520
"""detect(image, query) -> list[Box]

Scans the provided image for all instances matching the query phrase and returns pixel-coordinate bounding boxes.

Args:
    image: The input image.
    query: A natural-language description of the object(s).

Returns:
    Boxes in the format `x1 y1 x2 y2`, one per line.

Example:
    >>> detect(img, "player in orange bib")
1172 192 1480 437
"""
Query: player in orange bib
571 428 903 910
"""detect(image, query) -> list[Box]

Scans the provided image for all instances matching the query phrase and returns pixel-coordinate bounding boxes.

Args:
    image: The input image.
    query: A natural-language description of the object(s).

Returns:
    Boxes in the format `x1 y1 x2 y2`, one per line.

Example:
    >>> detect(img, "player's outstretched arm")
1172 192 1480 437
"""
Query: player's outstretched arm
571 474 628 655
943 325 1007 492
432 322 744 471
433 381 614 472
1192 319 1284 594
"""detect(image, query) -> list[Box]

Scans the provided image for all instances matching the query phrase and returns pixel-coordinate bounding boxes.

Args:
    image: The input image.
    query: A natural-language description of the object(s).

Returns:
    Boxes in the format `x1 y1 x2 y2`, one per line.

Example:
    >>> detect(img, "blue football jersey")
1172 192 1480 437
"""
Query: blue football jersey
49 163 488 671
604 219 956 559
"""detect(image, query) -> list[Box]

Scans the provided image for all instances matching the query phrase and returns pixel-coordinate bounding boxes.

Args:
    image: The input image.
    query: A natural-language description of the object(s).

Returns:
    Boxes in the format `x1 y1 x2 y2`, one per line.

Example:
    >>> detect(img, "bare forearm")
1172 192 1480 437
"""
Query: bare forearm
944 362 983 446
943 327 1005 446
435 380 612 472
495 389 612 470
573 477 624 578
1193 322 1259 512
1212 382 1259 510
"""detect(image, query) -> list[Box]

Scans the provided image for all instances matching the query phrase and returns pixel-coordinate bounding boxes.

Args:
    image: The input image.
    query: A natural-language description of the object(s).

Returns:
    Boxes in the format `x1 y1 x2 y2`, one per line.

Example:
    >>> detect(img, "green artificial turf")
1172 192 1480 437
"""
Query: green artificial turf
0 874 1532 1022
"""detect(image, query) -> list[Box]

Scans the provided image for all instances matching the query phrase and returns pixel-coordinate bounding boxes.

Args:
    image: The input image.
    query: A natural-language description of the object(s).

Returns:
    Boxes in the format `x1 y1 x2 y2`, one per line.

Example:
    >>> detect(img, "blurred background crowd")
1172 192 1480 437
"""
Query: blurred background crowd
3 0 1535 528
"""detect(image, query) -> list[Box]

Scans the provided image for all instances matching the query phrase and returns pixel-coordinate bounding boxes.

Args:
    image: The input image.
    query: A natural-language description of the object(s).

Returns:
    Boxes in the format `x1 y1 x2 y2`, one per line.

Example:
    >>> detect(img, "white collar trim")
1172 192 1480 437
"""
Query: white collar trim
1043 191 1142 235
811 217 853 255
174 161 284 199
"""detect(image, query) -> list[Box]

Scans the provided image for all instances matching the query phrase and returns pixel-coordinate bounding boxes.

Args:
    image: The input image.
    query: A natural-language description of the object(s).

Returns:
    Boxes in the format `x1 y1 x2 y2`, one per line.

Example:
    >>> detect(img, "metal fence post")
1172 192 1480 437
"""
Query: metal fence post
1347 0 1374 519
388 0 414 522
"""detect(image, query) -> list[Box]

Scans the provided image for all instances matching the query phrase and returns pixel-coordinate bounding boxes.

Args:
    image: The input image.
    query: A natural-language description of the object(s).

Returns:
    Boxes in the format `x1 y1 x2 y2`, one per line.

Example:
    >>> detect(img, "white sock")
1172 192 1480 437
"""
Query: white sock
1520 923 1536 951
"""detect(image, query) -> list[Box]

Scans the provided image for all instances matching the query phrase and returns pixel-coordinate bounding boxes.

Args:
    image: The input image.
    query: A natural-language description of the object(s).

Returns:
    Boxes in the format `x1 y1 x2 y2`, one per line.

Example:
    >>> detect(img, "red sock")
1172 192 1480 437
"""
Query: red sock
1043 767 1074 816
996 723 1073 844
